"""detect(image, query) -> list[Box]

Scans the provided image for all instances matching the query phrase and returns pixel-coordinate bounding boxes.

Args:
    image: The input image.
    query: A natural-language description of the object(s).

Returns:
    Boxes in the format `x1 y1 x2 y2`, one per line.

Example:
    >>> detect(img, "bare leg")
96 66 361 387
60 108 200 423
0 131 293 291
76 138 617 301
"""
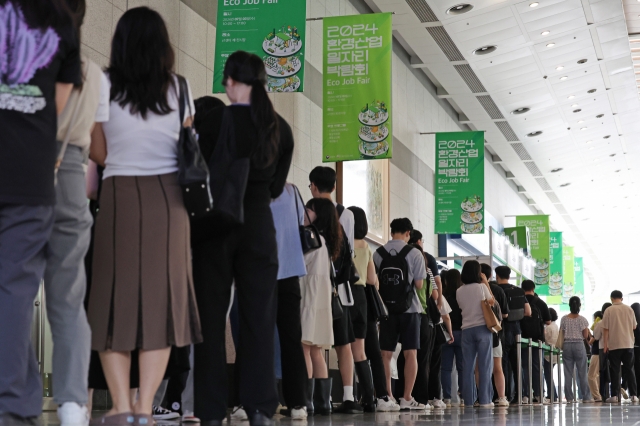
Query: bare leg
303 344 313 378
403 350 418 401
335 345 354 387
382 351 394 399
130 389 138 407
351 339 367 363
99 351 132 415
310 347 328 379
494 358 506 398
133 348 171 415
87 389 94 414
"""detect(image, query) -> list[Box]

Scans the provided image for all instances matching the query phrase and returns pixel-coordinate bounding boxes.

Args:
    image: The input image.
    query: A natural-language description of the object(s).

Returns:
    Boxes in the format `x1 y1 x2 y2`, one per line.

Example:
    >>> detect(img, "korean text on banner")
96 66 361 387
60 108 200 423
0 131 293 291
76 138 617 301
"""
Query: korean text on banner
560 246 575 312
516 215 550 288
575 257 584 304
322 13 393 162
213 0 307 93
435 131 485 235
546 232 563 301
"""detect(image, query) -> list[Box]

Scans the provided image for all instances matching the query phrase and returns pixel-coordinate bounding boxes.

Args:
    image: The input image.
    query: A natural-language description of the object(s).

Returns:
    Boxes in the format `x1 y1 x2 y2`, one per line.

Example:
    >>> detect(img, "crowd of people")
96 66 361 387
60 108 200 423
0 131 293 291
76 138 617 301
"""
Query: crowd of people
3 2 640 426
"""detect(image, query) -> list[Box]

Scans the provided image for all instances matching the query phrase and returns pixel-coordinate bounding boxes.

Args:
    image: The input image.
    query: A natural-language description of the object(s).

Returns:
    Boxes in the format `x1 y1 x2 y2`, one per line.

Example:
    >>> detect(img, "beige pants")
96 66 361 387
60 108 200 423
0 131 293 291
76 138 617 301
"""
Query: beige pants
588 354 601 401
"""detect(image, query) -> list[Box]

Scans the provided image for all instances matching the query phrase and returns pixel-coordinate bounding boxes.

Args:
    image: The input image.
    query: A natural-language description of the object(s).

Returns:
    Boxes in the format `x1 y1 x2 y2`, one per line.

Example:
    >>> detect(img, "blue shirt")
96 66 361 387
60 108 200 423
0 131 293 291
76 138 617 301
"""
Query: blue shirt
271 183 307 280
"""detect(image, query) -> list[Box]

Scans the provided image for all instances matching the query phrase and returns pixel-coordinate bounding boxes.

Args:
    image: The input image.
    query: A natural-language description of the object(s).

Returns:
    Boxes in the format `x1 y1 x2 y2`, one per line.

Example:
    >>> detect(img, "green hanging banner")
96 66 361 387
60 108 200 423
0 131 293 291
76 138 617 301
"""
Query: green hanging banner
575 257 585 305
516 215 550 289
547 232 563 302
322 13 393 162
213 0 307 93
560 246 575 312
504 226 531 255
435 131 485 234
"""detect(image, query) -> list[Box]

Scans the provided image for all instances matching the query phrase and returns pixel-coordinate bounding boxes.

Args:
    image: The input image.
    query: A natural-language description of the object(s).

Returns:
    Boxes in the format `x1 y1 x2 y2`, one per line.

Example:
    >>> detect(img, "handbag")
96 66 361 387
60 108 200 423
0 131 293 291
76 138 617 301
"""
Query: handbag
481 287 502 333
293 185 322 254
328 247 343 320
365 284 388 321
208 107 250 225
176 75 213 218
556 329 565 350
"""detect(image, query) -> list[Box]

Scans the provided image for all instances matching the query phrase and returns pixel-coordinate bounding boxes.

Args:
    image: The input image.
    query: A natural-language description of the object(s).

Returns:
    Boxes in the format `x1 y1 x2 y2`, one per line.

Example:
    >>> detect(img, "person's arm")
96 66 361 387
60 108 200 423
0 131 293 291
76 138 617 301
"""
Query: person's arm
366 258 377 286
414 278 423 290
56 83 74 114
524 302 532 317
480 273 495 306
269 118 294 199
582 327 590 340
442 314 454 344
90 123 107 167
603 328 609 353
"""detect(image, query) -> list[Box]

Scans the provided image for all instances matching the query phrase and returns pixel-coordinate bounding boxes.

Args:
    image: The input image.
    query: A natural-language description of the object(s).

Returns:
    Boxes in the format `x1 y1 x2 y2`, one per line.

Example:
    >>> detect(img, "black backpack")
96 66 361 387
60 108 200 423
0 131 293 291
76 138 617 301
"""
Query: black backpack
376 246 415 315
521 300 544 341
502 284 526 322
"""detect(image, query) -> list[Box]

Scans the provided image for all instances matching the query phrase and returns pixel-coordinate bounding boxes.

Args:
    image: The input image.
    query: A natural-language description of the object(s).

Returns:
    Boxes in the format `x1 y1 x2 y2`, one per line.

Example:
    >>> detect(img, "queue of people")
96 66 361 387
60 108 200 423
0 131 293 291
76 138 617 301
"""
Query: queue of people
3 2 640 426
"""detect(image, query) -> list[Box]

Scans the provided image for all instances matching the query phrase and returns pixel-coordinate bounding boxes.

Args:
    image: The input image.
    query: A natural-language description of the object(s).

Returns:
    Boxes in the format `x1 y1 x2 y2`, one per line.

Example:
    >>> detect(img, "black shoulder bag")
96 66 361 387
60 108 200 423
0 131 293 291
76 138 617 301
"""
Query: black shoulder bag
293 185 322 254
176 75 212 218
328 245 343 320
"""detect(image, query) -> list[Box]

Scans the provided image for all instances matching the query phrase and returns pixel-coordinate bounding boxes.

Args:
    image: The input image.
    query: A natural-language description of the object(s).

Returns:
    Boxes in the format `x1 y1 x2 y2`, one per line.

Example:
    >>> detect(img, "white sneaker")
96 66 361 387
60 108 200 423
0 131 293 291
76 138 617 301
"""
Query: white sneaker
631 396 640 402
479 402 494 408
182 411 201 423
430 399 446 409
542 397 551 404
291 407 307 420
399 398 427 411
622 389 629 399
231 406 248 421
443 399 452 407
521 396 529 404
152 405 180 420
377 397 400 412
605 396 618 403
57 402 89 426
496 397 509 407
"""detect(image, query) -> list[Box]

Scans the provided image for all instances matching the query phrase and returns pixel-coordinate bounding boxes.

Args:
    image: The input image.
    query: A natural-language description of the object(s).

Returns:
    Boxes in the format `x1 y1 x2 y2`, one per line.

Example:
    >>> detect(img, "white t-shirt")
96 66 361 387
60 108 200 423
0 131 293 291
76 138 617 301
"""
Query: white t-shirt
439 296 452 316
335 203 355 253
102 74 195 179
94 72 110 123
456 283 493 330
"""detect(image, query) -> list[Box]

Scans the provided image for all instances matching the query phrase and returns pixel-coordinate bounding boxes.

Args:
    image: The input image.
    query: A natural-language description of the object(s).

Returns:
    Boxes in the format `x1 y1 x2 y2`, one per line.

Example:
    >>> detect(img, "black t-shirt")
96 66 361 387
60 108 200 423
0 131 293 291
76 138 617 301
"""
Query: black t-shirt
526 294 551 323
490 282 509 318
445 293 463 332
424 251 439 277
0 7 81 205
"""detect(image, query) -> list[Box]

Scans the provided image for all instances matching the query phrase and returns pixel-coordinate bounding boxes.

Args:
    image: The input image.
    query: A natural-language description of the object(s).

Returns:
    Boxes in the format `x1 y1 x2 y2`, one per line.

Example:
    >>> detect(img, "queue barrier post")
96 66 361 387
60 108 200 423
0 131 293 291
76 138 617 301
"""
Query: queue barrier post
550 345 557 404
557 348 563 403
517 335 522 405
528 339 533 404
539 341 545 404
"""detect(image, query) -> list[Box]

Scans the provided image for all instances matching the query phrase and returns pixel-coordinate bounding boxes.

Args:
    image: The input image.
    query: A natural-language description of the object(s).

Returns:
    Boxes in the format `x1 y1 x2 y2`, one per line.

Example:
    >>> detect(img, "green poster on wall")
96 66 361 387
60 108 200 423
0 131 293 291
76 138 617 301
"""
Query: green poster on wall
213 0 306 93
504 226 531 254
560 246 575 312
322 13 393 162
435 131 485 234
547 232 563 300
575 257 585 305
516 215 550 290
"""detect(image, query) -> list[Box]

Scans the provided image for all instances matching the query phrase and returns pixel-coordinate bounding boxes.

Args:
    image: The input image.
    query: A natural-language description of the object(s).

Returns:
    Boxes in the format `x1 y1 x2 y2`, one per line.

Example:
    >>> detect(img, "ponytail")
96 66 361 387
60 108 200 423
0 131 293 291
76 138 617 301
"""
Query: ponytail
223 51 280 169
569 296 581 314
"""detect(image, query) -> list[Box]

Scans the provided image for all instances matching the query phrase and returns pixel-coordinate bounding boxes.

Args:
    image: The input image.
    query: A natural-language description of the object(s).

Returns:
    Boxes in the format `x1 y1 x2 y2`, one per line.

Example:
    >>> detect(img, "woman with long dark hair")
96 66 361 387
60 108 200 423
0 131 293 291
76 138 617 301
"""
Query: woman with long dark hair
559 297 593 403
0 0 80 422
441 269 464 406
192 50 294 426
87 7 202 425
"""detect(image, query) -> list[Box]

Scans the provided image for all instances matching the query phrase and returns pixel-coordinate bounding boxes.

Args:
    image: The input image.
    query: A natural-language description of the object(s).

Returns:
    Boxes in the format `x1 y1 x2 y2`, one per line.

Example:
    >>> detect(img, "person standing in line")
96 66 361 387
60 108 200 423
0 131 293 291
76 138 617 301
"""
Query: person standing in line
441 269 465 407
192 50 294 426
588 311 603 402
480 264 510 407
0 1 81 424
544 309 559 402
559 297 594 403
88 7 203 425
602 290 639 404
374 218 427 410
631 303 640 400
495 266 531 402
594 303 612 401
456 261 495 408
520 280 551 404
308 167 362 413
269 183 310 420
347 206 396 412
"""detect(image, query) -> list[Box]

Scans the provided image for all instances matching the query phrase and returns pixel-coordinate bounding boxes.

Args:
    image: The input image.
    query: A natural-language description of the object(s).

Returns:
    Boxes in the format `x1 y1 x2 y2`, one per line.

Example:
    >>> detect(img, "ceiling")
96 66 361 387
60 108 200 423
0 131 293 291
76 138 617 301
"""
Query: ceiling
364 0 640 295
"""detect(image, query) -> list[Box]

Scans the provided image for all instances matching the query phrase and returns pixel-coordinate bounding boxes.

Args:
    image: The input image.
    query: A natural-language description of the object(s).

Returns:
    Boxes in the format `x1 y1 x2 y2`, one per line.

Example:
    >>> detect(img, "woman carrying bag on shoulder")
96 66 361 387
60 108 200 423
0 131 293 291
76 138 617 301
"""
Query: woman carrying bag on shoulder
192 51 294 426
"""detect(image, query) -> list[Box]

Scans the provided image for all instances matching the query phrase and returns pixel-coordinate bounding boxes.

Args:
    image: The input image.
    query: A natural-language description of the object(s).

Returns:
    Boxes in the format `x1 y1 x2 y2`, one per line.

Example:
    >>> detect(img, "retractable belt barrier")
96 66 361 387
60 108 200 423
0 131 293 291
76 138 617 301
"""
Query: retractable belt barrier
516 335 563 405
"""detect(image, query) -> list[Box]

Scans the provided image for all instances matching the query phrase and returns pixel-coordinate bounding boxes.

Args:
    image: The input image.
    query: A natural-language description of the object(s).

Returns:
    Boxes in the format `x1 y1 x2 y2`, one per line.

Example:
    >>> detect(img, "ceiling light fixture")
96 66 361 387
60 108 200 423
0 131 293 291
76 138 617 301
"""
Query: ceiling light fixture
541 30 550 36
568 95 575 99
577 59 588 64
571 104 578 107
546 43 556 47
610 153 616 157
560 183 571 187
581 127 588 130
560 76 568 80
530 2 539 7
551 168 563 173
527 131 543 137
588 89 597 93
446 3 474 14
511 107 530 115
556 65 564 70
573 109 582 113
604 135 611 139
473 45 497 55
596 114 604 118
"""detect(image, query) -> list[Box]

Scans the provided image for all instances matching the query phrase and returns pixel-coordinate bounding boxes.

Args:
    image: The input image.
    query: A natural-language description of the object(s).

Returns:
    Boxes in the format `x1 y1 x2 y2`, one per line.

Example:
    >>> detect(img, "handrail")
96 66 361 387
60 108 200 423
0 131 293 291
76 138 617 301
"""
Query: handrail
515 335 563 405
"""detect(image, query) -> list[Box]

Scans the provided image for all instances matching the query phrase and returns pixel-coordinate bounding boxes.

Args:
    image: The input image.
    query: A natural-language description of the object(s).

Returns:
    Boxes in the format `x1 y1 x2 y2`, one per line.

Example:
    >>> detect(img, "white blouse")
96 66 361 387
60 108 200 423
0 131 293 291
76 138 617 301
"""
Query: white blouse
102 74 195 179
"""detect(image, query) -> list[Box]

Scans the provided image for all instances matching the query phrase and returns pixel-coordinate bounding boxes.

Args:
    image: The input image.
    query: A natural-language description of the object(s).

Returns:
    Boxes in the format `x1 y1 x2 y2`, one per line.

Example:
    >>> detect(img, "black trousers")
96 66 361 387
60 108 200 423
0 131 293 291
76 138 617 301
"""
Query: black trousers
522 346 541 398
396 314 434 403
193 211 279 421
608 348 638 398
634 347 640 397
365 320 388 398
502 331 519 401
276 276 308 409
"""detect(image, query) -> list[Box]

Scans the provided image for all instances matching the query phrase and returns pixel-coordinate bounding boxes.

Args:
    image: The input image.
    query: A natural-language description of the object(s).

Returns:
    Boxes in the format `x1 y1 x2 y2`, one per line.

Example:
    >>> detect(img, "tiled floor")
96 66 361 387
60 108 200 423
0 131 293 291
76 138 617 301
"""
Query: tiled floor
40 405 640 426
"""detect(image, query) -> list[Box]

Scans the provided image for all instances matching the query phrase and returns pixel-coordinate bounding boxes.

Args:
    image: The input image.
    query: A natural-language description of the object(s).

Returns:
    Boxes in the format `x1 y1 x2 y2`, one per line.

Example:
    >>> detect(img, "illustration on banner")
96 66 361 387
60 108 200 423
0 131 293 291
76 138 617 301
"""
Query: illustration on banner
460 195 483 234
358 100 390 158
263 26 303 92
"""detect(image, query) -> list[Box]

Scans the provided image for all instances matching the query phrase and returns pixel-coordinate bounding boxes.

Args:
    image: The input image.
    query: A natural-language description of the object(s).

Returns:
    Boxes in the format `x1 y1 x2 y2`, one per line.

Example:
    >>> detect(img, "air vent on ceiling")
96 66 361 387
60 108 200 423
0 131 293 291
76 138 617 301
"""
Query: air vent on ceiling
426 27 465 61
546 192 561 204
406 0 439 22
535 177 552 191
556 205 568 214
495 122 520 142
476 95 504 119
454 64 487 93
511 143 532 160
524 161 543 177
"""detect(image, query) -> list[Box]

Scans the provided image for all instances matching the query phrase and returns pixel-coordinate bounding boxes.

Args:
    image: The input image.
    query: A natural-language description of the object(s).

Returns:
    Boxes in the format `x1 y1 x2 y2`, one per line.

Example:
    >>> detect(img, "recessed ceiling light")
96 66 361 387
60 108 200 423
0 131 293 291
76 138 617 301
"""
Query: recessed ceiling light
568 95 575 99
560 183 571 187
560 76 568 80
541 30 550 36
473 45 497 55
604 135 611 139
577 59 588 64
571 104 578 107
578 120 584 123
588 89 597 93
546 43 556 48
530 2 539 7
446 3 474 14
596 114 604 118
556 65 564 70
615 169 621 173
527 131 543 137
610 153 616 157
573 109 582 113
589 147 595 150
581 127 588 130
511 107 530 115
551 168 563 173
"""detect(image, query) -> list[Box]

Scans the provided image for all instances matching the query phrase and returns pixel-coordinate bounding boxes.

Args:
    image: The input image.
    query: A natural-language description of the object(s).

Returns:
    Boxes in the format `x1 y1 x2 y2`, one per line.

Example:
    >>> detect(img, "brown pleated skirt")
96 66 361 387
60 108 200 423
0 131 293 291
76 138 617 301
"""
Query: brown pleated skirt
88 173 202 352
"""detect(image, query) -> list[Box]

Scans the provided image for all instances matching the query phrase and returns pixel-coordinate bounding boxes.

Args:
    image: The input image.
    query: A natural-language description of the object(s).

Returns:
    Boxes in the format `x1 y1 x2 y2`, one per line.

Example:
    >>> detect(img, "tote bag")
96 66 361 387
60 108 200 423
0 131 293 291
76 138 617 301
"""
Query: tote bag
481 287 502 333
